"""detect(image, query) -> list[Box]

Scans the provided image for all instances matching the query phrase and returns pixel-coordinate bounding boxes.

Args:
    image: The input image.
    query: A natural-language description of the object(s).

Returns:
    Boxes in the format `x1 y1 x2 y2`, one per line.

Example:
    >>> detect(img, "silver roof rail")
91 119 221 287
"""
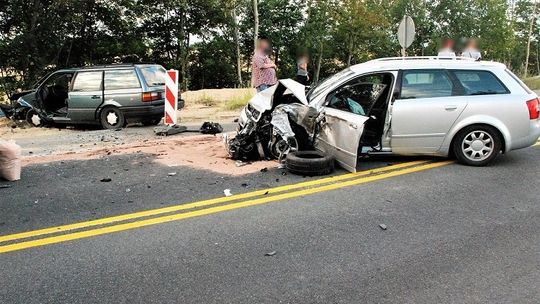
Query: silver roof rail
372 56 476 62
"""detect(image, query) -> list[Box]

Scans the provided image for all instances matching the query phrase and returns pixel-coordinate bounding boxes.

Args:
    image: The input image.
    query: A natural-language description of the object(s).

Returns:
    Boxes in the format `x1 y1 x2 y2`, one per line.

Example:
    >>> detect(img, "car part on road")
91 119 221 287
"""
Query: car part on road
200 122 223 134
453 125 502 166
100 106 125 129
285 150 334 176
0 140 22 181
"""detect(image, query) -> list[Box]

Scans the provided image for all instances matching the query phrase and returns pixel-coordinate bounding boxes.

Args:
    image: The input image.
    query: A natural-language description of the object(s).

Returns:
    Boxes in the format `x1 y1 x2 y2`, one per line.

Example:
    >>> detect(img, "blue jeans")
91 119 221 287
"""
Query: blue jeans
256 84 269 93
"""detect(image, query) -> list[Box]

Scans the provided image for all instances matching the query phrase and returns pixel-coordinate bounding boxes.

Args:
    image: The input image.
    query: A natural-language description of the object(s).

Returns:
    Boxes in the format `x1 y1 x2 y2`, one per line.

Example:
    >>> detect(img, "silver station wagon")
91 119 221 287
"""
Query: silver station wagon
235 57 540 171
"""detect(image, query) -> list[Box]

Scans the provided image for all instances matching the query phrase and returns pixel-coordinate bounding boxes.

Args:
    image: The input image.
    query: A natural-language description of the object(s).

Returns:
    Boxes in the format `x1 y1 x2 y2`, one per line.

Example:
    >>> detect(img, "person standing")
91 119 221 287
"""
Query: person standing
462 39 482 61
295 53 310 85
251 38 277 93
438 39 456 57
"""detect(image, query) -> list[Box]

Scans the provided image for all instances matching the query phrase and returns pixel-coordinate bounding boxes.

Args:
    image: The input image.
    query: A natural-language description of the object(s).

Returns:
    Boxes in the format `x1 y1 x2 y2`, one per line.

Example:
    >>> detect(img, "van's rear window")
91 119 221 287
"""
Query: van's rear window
140 66 167 87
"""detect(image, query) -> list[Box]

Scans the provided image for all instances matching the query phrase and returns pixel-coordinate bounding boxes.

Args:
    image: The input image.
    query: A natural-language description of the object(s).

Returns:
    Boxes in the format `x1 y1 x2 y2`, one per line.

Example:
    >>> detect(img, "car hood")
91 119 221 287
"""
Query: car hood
249 79 308 113
10 89 36 102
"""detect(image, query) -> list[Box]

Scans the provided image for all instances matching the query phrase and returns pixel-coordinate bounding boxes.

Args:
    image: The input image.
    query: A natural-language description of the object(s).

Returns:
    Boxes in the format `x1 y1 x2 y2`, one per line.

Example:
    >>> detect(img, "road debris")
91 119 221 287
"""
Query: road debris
224 189 233 197
167 172 177 176
0 184 12 189
100 178 112 182
379 224 387 230
260 167 268 173
200 122 223 134
264 251 277 257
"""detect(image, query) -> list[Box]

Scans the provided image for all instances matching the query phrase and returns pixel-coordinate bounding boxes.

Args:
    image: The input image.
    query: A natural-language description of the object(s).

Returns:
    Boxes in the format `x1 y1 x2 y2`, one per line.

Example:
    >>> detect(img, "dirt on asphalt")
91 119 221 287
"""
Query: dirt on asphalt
0 117 274 176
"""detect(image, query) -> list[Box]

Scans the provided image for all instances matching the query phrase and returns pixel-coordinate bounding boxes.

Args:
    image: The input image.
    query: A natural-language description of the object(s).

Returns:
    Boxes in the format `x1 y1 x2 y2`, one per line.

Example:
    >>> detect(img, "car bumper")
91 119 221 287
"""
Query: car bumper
510 119 540 151
121 104 165 121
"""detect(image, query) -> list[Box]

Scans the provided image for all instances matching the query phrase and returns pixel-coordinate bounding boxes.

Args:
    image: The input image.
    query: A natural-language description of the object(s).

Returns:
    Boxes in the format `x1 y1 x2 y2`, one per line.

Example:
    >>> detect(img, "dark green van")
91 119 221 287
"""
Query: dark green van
11 64 183 129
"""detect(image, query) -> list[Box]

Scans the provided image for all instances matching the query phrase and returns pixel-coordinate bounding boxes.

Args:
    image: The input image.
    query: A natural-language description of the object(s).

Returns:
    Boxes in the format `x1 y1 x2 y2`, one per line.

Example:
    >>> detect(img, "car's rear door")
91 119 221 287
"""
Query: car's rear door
68 70 104 122
390 69 468 154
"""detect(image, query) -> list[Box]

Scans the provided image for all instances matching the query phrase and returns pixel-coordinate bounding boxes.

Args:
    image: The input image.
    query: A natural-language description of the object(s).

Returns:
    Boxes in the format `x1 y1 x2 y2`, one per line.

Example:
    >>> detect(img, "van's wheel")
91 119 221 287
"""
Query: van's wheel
453 125 502 166
285 150 334 176
26 109 42 127
100 106 125 129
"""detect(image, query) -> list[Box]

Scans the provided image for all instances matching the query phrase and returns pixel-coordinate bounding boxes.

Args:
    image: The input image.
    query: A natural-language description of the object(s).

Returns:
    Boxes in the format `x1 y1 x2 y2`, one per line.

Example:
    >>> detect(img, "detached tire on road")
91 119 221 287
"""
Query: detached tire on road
286 150 334 176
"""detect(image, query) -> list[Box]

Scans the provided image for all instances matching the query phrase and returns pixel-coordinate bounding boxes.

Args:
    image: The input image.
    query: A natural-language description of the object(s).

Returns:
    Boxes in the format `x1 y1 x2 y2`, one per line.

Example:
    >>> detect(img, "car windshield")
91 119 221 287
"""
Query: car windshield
307 68 355 102
140 65 167 86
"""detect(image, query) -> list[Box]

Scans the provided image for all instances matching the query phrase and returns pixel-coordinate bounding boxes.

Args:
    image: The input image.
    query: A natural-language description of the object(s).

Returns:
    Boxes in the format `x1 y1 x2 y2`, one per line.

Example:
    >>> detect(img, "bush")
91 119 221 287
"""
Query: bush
197 94 217 107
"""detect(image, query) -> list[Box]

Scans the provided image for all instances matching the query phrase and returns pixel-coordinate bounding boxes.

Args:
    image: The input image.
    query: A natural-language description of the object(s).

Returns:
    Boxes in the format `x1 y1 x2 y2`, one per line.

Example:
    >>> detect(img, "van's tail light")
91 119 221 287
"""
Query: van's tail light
142 92 162 102
526 98 540 120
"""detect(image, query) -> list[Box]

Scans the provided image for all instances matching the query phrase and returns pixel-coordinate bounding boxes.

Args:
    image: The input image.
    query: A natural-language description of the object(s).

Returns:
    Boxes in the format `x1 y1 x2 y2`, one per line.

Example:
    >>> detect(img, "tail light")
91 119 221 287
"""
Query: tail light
142 92 162 102
526 98 540 120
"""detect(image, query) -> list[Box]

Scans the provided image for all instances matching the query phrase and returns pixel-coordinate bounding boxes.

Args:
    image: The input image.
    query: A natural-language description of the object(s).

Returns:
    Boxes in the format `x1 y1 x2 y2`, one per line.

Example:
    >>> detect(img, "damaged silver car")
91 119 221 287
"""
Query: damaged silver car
228 57 540 172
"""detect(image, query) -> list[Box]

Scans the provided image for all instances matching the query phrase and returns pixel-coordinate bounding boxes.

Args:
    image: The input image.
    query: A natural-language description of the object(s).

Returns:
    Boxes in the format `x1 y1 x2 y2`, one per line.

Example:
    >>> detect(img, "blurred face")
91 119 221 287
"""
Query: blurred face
444 40 454 49
258 40 269 52
468 39 478 49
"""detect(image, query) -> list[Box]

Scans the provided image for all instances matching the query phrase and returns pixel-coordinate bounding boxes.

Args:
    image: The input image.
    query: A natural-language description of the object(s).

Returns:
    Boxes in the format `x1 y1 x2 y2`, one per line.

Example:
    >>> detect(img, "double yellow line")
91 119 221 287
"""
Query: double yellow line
0 160 452 254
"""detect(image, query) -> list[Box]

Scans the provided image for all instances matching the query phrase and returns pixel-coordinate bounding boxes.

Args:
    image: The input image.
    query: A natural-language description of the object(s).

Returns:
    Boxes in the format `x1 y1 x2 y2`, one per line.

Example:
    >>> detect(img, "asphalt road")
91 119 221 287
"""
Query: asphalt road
1 145 539 303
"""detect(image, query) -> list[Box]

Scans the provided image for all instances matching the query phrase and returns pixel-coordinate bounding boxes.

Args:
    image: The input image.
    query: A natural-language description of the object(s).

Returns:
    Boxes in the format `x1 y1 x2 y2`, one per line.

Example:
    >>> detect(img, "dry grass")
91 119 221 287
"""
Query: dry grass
523 77 540 90
224 92 254 110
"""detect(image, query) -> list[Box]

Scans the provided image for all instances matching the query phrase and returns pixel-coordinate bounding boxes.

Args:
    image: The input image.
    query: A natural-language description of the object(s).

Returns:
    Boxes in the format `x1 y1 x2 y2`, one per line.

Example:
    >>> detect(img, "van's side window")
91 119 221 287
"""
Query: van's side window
400 70 453 99
451 70 509 96
72 71 103 92
104 69 141 90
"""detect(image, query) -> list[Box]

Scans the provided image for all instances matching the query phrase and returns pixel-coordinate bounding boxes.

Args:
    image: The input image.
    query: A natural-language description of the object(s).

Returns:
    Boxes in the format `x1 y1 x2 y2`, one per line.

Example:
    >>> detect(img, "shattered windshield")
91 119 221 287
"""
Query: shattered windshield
306 68 355 103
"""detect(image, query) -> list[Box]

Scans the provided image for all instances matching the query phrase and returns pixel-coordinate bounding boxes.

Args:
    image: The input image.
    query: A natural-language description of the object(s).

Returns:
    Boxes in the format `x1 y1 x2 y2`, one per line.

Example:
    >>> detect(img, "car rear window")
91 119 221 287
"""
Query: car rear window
451 70 509 95
72 71 103 92
505 69 533 94
140 66 167 87
401 70 453 99
104 69 140 90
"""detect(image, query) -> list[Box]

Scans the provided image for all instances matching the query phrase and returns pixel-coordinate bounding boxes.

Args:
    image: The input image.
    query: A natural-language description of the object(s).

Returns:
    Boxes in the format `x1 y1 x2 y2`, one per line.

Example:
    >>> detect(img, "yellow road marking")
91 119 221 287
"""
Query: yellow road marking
0 160 428 243
0 161 452 254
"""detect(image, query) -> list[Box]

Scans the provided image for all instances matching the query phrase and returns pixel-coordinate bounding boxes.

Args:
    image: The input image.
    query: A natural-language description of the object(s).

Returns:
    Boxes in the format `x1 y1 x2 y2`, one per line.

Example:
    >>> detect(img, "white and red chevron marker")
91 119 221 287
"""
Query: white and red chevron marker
164 70 178 125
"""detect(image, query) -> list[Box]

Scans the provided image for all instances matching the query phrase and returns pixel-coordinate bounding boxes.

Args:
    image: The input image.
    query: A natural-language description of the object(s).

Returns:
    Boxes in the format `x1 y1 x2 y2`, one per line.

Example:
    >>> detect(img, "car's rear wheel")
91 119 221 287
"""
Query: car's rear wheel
26 109 42 127
100 106 125 129
453 125 502 166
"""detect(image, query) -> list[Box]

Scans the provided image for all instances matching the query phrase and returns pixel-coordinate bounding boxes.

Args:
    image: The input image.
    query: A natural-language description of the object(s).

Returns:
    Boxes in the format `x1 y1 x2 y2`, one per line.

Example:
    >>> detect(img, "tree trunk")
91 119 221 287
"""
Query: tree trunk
253 0 259 54
314 42 323 83
232 4 243 87
524 0 537 78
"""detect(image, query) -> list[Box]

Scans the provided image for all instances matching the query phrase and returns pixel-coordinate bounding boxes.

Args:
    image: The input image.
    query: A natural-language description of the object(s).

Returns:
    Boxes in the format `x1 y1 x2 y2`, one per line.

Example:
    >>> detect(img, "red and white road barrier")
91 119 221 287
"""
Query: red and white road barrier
164 70 178 126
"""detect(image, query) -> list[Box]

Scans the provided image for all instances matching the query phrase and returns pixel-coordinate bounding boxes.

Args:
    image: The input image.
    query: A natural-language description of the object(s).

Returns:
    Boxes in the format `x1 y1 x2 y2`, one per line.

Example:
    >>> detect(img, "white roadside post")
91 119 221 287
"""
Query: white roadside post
165 69 178 125
154 69 187 135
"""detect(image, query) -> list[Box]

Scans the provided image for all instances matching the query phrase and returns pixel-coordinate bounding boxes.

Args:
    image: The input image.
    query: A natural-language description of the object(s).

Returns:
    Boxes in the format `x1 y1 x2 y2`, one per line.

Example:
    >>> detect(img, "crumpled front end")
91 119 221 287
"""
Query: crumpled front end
226 79 318 161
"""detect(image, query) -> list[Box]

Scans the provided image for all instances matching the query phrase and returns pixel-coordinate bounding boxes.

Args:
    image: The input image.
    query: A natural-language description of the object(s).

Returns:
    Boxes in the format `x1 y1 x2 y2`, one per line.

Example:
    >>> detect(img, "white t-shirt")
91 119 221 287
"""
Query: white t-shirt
462 48 482 61
438 48 456 57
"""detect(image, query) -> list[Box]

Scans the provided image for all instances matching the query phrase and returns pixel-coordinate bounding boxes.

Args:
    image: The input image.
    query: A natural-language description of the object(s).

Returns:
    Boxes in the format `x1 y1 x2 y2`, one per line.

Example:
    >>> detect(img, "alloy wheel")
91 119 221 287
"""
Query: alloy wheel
462 130 494 162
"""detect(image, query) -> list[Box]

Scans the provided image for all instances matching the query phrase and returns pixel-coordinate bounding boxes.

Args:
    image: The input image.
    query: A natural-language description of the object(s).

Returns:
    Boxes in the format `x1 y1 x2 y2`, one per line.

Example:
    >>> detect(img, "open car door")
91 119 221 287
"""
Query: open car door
316 107 369 172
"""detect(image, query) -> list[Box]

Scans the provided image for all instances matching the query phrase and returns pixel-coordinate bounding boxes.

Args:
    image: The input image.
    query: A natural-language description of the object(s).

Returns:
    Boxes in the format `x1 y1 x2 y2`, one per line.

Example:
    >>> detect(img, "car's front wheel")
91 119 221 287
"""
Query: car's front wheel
26 109 43 127
100 106 125 129
453 125 502 166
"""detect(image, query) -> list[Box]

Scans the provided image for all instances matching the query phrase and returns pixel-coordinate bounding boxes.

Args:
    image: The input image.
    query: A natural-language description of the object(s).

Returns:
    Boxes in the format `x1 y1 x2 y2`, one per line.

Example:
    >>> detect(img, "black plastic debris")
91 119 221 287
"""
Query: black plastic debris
200 122 223 134
0 184 12 189
100 178 112 182
260 167 268 173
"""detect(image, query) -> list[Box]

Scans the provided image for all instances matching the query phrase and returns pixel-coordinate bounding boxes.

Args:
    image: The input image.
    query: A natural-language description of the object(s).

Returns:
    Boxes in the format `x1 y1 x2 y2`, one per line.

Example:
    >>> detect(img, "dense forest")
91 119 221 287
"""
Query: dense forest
0 0 538 97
